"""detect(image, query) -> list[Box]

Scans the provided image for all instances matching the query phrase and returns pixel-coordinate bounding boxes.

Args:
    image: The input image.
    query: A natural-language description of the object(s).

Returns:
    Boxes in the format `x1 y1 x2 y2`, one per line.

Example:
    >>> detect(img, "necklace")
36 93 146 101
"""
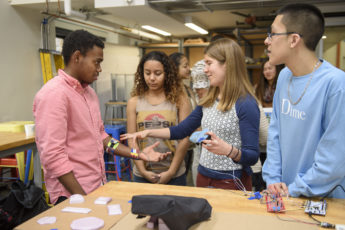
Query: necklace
288 60 321 105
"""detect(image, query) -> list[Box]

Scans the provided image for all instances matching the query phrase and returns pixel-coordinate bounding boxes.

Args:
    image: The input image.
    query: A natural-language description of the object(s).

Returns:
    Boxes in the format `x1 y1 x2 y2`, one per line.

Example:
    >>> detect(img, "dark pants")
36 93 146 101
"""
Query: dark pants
133 173 187 186
55 196 68 205
260 152 267 165
251 152 267 192
252 172 266 192
184 149 194 175
196 171 252 191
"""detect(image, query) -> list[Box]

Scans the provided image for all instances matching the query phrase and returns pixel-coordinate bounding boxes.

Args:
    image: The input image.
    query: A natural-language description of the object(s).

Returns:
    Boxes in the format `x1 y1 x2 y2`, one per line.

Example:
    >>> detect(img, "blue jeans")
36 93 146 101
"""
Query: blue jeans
133 173 186 186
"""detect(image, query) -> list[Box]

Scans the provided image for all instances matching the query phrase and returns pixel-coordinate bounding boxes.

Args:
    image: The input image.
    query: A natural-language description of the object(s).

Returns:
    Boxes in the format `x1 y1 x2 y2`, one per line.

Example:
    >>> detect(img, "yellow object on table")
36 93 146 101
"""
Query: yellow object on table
0 121 34 133
0 121 34 181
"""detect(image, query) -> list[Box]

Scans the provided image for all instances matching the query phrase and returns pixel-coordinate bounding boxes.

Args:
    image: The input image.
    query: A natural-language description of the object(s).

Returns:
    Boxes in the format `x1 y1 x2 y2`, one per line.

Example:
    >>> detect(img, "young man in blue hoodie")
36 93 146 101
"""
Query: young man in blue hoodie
262 3 345 198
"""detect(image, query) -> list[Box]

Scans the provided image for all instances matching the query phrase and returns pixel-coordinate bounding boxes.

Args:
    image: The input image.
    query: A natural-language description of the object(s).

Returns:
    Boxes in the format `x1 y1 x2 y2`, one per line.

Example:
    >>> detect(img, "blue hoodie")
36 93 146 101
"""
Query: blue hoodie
263 60 345 199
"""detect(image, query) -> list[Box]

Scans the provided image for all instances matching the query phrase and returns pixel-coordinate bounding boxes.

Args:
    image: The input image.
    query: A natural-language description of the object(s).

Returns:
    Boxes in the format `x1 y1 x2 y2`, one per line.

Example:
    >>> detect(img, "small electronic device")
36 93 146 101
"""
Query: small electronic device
189 129 211 145
265 194 285 213
304 200 327 216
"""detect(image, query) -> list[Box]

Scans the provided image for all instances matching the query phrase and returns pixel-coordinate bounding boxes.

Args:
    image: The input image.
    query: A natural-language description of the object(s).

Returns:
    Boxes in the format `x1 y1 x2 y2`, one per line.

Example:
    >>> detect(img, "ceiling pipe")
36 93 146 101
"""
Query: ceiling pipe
61 0 164 41
41 12 164 42
64 0 87 20
198 0 213 13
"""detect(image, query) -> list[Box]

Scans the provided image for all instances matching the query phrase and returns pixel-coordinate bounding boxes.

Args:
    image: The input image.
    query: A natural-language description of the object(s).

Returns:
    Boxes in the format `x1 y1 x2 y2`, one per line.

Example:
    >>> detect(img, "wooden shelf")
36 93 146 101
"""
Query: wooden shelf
246 64 261 69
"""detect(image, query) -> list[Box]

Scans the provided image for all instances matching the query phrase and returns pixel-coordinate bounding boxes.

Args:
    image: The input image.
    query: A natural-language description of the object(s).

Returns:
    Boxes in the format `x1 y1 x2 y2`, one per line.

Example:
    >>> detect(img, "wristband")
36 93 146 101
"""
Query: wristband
130 148 140 160
232 150 240 161
106 138 120 154
226 146 233 158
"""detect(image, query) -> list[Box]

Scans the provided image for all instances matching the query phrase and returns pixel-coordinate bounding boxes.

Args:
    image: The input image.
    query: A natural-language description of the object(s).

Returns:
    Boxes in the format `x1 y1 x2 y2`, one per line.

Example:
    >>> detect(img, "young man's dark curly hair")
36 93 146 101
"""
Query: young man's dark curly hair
62 30 104 65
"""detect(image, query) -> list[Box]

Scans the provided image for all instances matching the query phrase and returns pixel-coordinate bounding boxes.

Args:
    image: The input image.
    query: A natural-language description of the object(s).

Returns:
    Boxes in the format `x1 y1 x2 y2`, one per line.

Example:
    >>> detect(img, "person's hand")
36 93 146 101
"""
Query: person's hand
139 141 171 162
201 131 231 156
267 182 289 197
158 171 173 184
120 130 149 144
142 170 160 183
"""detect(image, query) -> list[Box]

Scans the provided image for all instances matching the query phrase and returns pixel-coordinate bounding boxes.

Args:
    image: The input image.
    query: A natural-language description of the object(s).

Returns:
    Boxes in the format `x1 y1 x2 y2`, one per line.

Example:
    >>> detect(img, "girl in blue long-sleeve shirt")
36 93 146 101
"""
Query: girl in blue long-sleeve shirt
122 38 260 190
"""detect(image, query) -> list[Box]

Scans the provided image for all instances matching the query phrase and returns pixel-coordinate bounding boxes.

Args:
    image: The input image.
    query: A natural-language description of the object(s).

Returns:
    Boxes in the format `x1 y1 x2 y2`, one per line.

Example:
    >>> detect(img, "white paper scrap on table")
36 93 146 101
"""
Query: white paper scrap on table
70 194 85 204
70 216 104 230
107 204 122 215
37 216 56 225
94 196 112 205
61 206 91 214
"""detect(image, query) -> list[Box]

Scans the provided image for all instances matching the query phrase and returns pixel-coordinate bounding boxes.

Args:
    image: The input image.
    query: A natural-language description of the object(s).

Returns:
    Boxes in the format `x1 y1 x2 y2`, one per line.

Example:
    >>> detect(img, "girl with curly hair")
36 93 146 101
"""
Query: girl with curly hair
127 51 191 185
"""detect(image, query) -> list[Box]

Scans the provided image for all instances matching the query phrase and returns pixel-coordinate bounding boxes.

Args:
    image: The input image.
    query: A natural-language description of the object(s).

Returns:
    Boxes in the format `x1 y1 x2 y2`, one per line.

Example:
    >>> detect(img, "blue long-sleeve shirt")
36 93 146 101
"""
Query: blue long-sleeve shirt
262 60 345 199
169 95 260 177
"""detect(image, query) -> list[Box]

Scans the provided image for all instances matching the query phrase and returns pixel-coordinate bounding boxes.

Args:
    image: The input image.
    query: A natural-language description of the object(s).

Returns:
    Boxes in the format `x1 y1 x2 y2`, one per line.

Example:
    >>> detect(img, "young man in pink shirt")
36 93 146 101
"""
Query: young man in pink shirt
33 30 169 204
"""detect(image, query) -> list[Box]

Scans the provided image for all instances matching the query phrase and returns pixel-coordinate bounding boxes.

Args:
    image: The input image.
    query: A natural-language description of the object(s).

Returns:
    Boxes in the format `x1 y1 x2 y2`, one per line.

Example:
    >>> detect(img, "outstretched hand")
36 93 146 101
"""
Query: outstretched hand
201 131 231 156
120 130 149 143
139 141 171 162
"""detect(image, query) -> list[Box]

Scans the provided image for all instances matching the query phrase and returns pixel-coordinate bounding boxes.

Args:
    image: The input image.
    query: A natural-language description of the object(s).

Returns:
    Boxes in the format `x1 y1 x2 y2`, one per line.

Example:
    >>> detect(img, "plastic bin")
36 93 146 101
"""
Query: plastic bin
104 125 132 181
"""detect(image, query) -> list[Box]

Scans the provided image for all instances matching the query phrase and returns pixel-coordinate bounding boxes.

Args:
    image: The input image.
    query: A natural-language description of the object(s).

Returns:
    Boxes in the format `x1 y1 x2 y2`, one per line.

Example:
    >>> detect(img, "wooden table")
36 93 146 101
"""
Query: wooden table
0 132 42 188
16 181 345 230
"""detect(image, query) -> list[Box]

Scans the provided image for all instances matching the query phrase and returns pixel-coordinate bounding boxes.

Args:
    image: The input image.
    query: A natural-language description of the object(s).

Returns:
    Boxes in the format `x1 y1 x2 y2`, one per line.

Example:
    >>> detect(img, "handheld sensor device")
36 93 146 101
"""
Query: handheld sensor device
189 129 211 145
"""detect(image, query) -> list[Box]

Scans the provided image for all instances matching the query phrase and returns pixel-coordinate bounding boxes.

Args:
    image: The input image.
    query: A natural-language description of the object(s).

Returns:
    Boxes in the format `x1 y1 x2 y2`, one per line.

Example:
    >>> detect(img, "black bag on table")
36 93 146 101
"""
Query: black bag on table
132 195 212 230
0 180 50 230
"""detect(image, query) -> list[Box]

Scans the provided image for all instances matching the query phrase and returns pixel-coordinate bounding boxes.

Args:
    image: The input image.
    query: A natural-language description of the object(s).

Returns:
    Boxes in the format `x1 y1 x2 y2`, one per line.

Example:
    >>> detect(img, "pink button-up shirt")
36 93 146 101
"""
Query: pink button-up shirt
33 69 108 204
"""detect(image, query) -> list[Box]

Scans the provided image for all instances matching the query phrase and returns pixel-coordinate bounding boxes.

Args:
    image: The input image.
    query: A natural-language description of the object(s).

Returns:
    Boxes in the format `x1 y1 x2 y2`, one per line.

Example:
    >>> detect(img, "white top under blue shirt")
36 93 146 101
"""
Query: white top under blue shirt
262 60 345 199
169 95 260 179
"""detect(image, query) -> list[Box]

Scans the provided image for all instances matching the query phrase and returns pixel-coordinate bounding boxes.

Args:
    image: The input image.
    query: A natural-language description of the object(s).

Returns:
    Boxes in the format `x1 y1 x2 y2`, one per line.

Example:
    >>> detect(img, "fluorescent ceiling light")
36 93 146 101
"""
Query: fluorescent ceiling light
131 28 164 41
322 35 327 39
184 23 208 35
184 16 208 35
141 25 171 36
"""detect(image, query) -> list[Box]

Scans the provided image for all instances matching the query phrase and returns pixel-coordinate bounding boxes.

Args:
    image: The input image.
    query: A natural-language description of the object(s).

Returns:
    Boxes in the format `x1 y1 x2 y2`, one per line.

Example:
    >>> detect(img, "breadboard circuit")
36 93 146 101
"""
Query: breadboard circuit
304 200 327 216
265 194 286 213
